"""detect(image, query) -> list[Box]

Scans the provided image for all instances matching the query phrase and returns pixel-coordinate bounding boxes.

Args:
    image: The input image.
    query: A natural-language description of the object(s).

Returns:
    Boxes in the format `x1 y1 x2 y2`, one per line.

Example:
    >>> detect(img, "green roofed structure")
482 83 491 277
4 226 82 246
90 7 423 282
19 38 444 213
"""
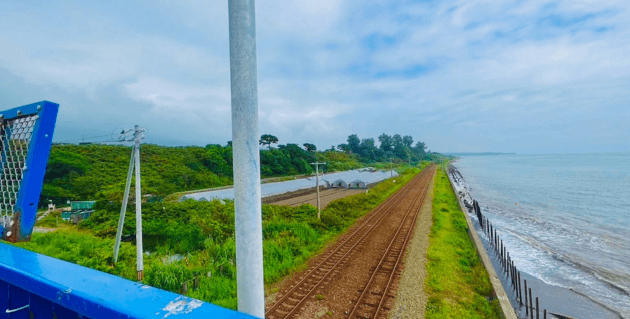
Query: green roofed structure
62 201 96 223
71 201 96 211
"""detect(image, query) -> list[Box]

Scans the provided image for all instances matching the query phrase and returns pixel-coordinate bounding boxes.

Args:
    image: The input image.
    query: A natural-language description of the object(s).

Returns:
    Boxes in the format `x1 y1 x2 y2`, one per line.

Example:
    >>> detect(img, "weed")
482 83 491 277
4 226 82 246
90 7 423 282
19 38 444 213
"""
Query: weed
16 167 424 310
424 168 501 319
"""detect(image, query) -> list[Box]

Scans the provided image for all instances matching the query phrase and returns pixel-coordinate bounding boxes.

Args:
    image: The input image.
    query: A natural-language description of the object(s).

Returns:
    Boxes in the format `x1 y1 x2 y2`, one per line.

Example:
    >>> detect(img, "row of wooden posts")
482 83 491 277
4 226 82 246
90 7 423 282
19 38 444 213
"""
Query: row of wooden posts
182 277 201 294
472 200 549 319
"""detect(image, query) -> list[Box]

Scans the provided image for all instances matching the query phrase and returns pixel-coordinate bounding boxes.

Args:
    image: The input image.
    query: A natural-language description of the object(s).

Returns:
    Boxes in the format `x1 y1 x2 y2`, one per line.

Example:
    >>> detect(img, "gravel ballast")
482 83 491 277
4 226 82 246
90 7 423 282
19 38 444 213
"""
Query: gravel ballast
388 175 435 319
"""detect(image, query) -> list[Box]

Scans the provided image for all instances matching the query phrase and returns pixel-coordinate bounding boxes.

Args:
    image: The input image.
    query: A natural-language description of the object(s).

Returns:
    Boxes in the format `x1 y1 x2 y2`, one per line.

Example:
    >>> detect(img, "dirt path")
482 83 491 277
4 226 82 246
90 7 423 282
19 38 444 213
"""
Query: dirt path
270 189 364 209
388 174 434 319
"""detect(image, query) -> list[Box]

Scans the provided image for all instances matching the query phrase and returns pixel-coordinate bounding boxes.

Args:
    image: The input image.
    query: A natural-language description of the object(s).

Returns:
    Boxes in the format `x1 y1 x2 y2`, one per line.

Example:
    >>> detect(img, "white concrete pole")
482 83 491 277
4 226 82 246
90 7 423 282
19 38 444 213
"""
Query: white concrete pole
229 0 264 316
134 129 143 281
113 145 135 263
315 164 320 218
310 162 326 219
390 158 393 178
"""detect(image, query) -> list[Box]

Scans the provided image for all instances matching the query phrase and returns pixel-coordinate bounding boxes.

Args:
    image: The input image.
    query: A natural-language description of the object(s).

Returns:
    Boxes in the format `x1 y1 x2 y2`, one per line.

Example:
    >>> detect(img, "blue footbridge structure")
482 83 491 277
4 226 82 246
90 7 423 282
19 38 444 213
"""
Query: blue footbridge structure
0 102 255 319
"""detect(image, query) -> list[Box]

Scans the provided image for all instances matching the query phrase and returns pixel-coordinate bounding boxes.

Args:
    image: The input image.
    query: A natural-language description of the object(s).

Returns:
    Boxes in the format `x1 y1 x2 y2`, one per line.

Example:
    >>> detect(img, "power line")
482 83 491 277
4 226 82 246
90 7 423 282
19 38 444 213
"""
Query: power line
55 134 113 143
54 127 148 144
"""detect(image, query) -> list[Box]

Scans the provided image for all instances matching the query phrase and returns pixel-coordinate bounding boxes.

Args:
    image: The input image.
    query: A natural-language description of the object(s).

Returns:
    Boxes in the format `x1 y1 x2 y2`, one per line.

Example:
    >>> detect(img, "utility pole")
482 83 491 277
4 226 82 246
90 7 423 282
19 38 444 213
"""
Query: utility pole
389 158 393 178
229 0 264 316
310 162 326 219
112 126 146 282
133 125 143 281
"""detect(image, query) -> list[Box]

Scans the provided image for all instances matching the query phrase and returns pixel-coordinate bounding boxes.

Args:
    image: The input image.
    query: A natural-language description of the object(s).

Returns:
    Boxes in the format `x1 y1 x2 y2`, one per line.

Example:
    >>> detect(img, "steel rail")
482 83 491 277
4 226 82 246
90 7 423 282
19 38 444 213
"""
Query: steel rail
276 170 432 319
266 172 424 318
266 169 432 318
348 166 435 319
371 166 436 318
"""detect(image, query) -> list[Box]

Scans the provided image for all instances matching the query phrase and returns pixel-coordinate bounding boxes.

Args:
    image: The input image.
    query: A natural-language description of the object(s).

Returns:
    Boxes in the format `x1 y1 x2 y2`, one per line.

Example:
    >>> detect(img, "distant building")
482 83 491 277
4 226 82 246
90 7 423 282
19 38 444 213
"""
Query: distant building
61 201 96 223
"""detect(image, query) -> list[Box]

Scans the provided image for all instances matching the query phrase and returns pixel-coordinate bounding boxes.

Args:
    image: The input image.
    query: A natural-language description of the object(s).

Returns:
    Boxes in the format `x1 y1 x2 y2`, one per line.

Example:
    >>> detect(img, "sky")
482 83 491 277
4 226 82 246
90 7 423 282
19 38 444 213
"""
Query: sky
1 0 628 154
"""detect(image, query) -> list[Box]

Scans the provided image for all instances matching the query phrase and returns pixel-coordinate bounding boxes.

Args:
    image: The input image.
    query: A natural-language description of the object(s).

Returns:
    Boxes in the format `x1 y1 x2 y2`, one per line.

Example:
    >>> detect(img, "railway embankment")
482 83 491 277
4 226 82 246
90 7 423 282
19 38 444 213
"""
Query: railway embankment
388 167 435 318
415 167 505 319
265 165 435 319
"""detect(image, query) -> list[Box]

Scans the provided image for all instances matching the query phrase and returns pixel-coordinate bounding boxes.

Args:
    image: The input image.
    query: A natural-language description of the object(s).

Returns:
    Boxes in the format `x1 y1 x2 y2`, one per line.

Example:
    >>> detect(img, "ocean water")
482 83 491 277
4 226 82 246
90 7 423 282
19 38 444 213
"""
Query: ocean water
454 153 630 318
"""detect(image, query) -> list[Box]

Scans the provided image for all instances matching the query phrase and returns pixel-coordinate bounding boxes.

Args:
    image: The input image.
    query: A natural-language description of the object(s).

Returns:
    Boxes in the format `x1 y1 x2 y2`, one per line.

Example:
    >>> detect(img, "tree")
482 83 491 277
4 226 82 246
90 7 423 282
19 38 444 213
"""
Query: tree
337 143 350 153
392 134 403 147
359 138 377 161
259 134 279 150
303 143 317 152
413 141 427 156
44 150 89 182
402 135 414 148
378 133 393 152
347 134 361 154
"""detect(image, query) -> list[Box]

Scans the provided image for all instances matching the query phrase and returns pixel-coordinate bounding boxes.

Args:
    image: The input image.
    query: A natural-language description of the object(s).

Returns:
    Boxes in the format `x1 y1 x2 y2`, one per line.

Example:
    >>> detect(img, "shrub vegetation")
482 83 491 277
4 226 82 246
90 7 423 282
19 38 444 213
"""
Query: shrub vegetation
41 133 444 206
17 166 424 309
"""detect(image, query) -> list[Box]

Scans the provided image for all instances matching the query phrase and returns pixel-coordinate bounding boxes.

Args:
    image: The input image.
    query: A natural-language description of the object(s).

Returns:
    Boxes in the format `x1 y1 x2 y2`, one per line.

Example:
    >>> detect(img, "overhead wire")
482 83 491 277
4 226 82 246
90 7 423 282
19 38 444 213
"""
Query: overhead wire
55 127 144 144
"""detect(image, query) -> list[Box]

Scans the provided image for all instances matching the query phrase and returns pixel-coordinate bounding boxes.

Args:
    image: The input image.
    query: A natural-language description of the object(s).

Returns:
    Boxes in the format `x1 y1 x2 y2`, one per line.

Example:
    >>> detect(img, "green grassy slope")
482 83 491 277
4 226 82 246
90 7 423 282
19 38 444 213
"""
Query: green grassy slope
18 166 423 309
425 168 502 319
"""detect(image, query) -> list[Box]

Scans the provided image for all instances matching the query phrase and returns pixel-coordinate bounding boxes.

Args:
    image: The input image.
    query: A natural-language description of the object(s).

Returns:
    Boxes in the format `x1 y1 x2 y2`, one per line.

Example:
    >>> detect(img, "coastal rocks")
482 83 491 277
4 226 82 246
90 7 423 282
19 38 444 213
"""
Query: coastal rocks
448 165 474 214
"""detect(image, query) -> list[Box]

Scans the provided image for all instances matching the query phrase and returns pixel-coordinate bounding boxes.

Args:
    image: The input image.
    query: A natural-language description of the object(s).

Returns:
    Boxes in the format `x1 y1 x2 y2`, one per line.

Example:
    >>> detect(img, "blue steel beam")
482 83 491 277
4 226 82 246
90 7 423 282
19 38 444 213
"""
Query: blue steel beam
0 101 58 242
0 243 256 319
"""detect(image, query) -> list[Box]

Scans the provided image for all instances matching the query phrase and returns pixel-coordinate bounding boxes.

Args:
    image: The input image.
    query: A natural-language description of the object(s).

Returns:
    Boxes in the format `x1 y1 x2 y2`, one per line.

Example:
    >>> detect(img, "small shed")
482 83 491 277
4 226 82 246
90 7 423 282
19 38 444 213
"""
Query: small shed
64 201 97 223
61 211 72 221
348 180 367 189
71 201 96 211
331 179 347 189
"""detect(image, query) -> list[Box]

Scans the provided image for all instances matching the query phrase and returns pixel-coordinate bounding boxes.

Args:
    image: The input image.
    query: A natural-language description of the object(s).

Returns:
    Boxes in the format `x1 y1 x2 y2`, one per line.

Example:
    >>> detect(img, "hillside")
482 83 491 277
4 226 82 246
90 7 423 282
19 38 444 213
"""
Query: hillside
42 133 435 205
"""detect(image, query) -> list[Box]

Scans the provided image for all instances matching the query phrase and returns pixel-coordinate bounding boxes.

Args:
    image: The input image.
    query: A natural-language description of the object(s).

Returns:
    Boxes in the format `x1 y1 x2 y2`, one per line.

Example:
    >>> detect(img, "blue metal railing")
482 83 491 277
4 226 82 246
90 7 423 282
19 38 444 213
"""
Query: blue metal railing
1 243 255 319
1 101 58 242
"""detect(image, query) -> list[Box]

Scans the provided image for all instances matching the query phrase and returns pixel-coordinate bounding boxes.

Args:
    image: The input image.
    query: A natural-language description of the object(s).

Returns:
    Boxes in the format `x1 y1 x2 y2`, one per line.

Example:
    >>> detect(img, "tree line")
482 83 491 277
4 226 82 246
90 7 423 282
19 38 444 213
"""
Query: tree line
42 133 433 204
336 133 427 162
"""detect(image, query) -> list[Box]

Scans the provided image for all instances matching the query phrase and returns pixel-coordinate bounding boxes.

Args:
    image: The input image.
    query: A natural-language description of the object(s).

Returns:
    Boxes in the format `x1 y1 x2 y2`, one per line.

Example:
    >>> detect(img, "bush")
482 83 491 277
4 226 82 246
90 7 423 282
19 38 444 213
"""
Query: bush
21 165 425 310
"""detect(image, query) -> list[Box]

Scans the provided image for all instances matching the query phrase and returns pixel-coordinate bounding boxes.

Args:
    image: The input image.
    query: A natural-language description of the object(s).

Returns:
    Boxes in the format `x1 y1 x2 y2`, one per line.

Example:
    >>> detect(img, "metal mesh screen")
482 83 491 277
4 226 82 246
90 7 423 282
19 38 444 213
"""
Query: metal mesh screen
0 114 38 230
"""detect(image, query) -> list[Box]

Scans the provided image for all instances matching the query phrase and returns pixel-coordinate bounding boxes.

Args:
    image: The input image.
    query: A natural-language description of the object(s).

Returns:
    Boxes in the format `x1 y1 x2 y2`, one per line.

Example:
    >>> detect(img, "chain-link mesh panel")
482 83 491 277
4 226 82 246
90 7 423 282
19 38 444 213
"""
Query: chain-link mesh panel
0 114 38 230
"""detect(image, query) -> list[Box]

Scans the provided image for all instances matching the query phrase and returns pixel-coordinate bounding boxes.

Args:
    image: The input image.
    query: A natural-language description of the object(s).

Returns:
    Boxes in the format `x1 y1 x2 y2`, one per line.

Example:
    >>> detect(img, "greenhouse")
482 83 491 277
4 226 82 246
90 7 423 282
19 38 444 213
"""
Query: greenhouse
331 179 348 189
348 180 367 189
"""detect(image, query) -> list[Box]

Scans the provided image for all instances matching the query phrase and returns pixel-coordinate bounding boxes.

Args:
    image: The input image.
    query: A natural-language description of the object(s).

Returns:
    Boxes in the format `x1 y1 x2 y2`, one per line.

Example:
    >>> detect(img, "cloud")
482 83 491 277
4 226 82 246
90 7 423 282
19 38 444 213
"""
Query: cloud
0 0 628 153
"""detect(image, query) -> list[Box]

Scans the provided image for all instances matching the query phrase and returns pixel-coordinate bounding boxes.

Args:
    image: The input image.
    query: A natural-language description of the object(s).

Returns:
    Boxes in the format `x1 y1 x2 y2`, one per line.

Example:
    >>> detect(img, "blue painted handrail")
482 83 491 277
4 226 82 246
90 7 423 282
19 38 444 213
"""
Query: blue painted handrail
0 243 256 318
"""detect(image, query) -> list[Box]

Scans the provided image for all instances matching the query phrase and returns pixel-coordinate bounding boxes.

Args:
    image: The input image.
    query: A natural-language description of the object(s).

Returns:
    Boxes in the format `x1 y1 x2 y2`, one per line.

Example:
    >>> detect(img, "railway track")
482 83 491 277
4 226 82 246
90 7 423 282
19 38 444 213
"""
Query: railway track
265 165 435 319
347 165 435 319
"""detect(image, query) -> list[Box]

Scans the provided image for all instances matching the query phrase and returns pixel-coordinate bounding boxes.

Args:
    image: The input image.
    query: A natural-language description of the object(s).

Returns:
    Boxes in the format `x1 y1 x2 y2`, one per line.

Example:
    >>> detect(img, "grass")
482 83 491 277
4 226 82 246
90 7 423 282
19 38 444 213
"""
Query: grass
14 165 425 310
424 168 503 319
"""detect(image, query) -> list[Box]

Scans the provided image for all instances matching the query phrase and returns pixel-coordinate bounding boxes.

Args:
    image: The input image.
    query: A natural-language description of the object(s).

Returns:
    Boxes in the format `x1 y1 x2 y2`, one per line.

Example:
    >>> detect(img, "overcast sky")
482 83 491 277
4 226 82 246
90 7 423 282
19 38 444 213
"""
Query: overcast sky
1 0 628 154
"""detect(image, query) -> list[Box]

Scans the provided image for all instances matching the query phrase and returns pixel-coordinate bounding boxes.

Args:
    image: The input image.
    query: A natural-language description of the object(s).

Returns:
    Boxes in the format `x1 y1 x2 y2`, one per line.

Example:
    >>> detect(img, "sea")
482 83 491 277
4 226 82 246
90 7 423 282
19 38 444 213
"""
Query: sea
453 153 630 318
